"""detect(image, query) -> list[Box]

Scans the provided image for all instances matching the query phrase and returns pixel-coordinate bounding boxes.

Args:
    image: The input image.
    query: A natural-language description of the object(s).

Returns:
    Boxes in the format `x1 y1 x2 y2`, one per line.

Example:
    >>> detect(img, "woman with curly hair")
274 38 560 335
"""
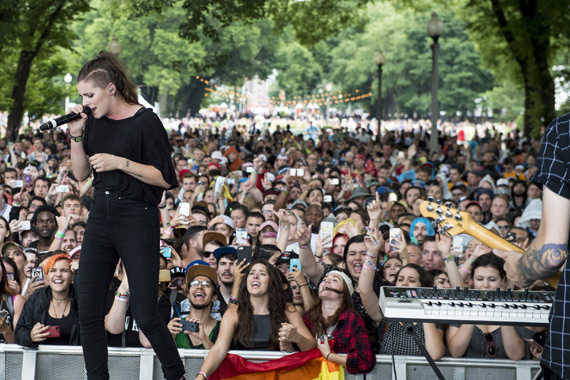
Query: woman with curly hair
194 258 315 380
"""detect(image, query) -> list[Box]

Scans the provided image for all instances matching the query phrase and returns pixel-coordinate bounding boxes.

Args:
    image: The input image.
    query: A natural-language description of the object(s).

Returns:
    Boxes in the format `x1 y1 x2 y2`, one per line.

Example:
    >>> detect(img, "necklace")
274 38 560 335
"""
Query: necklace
51 297 70 319
52 295 69 304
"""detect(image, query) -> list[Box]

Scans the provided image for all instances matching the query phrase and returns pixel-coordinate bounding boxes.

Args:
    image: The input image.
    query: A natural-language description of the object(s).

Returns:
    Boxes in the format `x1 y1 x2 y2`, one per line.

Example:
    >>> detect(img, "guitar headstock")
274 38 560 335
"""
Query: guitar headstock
419 198 474 236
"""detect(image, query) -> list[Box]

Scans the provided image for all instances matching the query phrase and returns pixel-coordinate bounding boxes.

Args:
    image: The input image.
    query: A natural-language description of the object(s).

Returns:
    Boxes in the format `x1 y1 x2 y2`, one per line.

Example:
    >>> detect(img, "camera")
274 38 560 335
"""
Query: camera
180 320 199 333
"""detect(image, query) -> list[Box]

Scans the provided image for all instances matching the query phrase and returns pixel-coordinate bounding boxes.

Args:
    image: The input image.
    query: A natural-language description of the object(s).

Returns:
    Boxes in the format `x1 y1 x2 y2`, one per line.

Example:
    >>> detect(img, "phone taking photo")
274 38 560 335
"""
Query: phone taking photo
389 228 402 252
32 267 44 283
235 228 248 245
180 320 200 333
237 246 252 265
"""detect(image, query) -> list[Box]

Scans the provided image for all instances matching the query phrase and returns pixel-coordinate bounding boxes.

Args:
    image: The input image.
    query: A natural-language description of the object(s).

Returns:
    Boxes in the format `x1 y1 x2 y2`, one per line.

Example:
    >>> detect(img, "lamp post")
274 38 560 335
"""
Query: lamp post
64 73 72 112
109 37 121 55
427 12 443 155
374 50 386 140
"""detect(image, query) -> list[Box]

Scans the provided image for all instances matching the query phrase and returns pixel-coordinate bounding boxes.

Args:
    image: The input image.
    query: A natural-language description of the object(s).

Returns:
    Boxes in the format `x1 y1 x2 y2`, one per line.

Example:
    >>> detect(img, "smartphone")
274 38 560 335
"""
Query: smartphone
46 326 60 338
158 269 171 282
179 202 190 217
297 168 304 177
56 185 70 193
388 193 398 202
0 310 7 318
330 178 340 186
289 168 297 177
161 246 172 258
20 220 31 231
398 151 405 159
245 166 255 174
226 178 235 186
180 320 200 333
524 338 544 351
6 273 14 281
236 228 248 245
11 180 23 188
320 221 334 248
290 258 301 272
323 195 333 203
506 232 516 243
32 267 43 283
389 228 402 252
452 236 464 256
170 277 185 290
214 176 226 196
236 246 252 265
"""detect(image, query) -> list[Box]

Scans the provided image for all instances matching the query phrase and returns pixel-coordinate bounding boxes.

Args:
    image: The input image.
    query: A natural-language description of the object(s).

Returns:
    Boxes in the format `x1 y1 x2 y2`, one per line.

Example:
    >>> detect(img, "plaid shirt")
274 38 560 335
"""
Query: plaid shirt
303 308 375 374
532 112 570 379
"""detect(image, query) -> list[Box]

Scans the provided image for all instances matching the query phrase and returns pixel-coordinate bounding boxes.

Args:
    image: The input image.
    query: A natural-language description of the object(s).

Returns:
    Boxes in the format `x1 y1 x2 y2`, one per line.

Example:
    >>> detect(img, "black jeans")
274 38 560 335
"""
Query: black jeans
77 190 185 380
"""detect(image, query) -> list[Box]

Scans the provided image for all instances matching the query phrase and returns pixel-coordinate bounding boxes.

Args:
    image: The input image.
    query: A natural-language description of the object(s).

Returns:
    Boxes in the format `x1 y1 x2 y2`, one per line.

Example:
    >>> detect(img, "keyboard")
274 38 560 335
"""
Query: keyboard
378 287 555 326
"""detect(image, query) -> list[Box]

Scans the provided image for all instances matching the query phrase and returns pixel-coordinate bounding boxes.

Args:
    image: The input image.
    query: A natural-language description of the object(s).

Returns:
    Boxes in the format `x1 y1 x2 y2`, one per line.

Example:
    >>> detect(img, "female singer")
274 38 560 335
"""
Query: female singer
68 51 184 380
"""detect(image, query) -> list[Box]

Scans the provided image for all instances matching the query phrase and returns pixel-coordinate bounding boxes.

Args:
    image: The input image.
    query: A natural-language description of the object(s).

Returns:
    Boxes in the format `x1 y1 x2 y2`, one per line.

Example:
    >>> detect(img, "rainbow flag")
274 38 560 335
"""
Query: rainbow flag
209 347 344 380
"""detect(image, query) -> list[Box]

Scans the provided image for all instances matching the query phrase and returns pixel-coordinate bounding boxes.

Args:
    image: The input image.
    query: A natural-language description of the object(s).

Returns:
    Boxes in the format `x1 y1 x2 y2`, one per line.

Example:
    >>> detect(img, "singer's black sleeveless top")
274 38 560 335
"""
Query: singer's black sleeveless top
82 107 178 205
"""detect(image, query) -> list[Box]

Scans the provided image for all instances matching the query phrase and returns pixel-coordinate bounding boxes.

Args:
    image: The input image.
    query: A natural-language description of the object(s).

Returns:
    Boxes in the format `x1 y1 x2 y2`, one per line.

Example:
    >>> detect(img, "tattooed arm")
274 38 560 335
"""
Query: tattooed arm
495 187 569 287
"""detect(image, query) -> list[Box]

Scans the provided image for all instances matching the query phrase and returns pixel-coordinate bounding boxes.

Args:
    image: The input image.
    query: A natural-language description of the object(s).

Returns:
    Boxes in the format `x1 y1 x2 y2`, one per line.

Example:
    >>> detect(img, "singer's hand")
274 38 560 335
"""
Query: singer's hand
67 105 89 136
90 153 120 172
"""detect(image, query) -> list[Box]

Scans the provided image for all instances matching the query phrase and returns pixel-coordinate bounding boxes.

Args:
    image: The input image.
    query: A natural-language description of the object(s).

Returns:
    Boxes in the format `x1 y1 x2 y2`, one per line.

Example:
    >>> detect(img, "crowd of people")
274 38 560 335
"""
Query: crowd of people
0 112 552 377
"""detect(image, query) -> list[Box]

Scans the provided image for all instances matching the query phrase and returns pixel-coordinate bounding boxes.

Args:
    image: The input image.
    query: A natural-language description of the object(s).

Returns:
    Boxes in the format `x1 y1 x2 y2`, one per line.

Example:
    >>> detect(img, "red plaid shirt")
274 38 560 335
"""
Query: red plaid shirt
303 308 375 374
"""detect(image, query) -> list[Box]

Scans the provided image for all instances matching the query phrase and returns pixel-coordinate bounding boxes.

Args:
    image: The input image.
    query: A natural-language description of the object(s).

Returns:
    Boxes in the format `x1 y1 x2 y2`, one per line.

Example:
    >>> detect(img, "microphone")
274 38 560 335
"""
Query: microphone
39 106 92 131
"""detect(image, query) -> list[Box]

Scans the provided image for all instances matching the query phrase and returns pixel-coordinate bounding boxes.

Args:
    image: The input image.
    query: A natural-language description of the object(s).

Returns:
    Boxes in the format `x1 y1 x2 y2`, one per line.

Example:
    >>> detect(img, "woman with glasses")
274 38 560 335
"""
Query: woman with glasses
446 253 532 359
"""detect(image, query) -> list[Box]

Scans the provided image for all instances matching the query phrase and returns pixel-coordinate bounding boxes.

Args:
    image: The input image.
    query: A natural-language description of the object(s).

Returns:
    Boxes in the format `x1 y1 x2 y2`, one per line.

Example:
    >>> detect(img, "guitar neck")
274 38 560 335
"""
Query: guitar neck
468 223 524 254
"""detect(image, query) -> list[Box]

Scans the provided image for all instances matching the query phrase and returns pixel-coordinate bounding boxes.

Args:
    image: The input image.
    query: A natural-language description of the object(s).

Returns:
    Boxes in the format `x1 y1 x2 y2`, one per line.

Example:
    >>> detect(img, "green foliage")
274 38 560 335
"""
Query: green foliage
328 3 493 117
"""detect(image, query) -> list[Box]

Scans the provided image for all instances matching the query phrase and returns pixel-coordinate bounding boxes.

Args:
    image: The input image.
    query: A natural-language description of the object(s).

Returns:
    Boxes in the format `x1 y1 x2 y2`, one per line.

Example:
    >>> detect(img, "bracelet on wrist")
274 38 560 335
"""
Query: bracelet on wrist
197 370 208 379
299 244 309 250
55 230 65 239
69 130 83 143
459 265 471 274
229 295 238 305
326 352 332 361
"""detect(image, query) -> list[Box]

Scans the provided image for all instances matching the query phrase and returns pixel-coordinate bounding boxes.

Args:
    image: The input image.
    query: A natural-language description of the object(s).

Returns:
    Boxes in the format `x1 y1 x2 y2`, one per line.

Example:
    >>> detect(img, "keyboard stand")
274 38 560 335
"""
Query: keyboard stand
403 322 446 380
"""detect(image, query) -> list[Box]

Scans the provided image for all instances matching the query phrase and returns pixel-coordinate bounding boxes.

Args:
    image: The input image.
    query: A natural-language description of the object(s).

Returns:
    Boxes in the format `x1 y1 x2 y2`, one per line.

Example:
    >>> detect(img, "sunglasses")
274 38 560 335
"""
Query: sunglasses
497 225 510 230
483 333 496 357
203 251 214 258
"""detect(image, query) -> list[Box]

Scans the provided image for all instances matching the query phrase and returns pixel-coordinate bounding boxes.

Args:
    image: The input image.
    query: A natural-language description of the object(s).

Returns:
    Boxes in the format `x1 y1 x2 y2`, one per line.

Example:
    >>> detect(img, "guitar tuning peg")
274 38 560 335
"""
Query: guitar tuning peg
426 203 434 212
427 196 434 202
436 199 443 205
438 228 445 235
445 209 452 218
454 206 463 221
436 207 442 215
445 202 452 208
444 223 453 230
436 216 445 224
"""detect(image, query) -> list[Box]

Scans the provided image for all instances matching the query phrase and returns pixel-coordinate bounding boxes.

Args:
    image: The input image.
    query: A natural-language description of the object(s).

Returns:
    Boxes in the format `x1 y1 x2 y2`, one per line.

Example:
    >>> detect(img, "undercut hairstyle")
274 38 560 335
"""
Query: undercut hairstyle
183 225 207 248
77 50 139 105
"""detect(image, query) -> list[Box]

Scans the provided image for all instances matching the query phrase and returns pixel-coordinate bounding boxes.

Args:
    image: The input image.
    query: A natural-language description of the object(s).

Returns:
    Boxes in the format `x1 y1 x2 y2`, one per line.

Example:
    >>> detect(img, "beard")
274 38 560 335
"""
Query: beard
190 301 209 310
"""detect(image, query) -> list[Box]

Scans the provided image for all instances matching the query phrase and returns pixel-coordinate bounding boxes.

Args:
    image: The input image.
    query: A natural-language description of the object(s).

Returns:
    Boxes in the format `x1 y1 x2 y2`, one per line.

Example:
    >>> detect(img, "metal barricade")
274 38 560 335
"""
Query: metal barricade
0 344 542 380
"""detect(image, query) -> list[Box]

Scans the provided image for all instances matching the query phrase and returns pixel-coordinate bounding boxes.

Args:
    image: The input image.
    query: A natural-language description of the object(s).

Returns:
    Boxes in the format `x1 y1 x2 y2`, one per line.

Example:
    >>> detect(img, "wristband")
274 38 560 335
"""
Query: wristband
459 265 471 274
115 296 128 302
366 259 379 271
55 230 65 240
13 203 21 207
198 370 208 379
363 263 377 271
467 257 475 265
326 352 332 361
299 244 309 249
69 131 83 143
229 295 238 305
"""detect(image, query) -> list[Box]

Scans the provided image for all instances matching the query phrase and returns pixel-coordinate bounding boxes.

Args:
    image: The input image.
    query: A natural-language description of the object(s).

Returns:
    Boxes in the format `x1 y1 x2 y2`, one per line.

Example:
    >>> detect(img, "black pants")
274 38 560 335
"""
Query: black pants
77 190 185 380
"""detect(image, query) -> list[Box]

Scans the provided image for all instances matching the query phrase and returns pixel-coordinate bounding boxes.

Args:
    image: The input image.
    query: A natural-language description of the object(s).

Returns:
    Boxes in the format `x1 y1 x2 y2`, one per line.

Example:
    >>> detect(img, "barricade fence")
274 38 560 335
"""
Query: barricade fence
0 344 541 380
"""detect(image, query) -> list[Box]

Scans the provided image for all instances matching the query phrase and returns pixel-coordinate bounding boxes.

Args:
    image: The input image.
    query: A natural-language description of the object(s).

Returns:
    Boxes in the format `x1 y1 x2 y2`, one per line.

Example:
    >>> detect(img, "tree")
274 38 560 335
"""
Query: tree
458 0 570 136
1 0 90 139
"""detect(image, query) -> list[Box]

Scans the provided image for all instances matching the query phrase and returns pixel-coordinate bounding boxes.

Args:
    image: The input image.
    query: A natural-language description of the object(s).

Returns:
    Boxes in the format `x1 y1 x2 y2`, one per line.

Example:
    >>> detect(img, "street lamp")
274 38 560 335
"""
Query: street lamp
427 12 443 155
109 37 121 55
374 50 386 140
64 73 72 112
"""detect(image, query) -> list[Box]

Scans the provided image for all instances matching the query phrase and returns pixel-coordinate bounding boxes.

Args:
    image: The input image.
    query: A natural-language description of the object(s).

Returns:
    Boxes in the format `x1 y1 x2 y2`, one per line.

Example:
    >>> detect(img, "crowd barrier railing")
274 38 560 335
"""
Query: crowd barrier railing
0 344 542 380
